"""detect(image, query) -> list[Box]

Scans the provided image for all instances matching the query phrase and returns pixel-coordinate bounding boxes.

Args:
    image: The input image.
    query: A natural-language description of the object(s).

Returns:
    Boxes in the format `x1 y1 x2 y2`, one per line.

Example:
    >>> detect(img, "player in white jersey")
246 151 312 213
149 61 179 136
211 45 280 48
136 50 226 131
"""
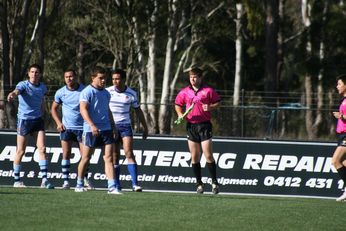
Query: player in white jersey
107 69 148 192
51 69 94 189
7 64 54 189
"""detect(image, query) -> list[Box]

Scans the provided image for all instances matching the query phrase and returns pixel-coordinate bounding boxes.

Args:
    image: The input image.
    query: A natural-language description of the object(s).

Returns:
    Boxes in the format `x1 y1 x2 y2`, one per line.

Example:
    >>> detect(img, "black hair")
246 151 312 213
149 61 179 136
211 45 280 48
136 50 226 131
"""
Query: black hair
91 66 106 77
28 63 42 72
111 69 126 79
337 74 346 84
64 68 77 76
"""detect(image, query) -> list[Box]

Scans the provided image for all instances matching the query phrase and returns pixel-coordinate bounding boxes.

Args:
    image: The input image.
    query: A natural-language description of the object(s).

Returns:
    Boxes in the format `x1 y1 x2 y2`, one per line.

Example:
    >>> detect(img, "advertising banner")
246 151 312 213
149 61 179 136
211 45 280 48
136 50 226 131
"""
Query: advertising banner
0 131 339 198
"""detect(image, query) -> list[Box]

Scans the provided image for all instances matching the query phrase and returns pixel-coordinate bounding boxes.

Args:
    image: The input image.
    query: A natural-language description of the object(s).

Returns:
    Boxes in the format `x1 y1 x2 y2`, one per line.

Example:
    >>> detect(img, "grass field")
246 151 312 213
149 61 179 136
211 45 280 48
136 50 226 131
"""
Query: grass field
0 187 345 231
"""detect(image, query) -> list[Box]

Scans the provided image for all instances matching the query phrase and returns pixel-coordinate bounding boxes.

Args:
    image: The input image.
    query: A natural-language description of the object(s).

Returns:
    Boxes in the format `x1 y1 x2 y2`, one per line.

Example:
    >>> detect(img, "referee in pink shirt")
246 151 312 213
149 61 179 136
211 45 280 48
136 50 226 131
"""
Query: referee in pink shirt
332 74 346 201
175 67 221 194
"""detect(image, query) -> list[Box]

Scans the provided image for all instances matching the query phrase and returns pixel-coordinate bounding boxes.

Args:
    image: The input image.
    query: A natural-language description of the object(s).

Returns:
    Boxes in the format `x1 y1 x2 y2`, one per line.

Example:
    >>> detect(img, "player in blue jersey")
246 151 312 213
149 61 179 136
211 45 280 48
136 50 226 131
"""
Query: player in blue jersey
51 69 94 189
75 66 119 194
7 63 54 189
106 69 148 192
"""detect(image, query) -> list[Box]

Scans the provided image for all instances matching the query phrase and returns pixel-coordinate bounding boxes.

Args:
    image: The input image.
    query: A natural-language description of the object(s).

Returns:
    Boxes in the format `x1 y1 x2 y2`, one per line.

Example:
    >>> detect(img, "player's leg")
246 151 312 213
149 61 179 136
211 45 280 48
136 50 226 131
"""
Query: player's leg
104 143 121 194
36 130 54 189
332 146 346 201
75 132 94 192
201 139 219 194
61 139 72 189
188 140 203 193
123 136 141 191
13 134 27 187
100 130 121 195
83 145 95 190
113 142 122 191
73 130 94 190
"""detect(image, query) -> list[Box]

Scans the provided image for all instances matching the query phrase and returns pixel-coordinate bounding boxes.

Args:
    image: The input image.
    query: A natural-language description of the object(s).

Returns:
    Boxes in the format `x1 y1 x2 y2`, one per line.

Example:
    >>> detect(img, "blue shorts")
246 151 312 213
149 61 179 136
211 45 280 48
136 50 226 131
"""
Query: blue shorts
17 118 45 136
60 129 83 143
82 130 115 148
116 123 133 140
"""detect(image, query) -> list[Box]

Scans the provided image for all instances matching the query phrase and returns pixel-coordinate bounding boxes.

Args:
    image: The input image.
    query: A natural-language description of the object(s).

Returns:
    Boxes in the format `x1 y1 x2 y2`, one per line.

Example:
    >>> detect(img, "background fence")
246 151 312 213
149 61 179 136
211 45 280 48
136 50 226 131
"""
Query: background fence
0 88 340 142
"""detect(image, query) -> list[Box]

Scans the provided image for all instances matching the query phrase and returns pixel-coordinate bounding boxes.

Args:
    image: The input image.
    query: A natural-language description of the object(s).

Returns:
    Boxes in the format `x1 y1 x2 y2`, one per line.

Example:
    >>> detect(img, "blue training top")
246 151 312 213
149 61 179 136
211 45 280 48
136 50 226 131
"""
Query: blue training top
79 85 112 132
16 80 47 120
54 84 85 130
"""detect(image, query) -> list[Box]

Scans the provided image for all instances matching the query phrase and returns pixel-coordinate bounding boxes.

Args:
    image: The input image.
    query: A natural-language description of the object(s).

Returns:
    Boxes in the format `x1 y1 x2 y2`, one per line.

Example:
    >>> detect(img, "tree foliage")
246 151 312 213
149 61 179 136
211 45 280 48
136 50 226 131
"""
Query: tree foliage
1 0 346 140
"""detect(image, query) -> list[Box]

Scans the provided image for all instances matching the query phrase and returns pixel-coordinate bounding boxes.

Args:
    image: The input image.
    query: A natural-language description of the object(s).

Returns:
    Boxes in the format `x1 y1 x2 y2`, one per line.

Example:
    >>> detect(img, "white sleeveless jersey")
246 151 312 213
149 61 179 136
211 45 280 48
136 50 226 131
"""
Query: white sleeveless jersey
106 86 140 124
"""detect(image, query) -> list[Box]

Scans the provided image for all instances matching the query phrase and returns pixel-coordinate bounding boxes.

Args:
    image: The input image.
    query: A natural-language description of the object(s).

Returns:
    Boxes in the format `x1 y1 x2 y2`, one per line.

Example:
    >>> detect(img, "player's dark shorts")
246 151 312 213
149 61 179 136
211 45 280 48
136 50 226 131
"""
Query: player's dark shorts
82 130 115 148
60 129 83 143
116 123 133 139
17 118 45 136
337 133 346 146
186 121 212 143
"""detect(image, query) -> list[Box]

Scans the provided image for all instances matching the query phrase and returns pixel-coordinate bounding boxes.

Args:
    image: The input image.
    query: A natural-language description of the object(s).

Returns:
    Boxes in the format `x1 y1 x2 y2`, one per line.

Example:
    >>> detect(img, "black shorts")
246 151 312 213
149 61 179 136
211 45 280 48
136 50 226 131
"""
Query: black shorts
337 133 346 146
186 121 212 143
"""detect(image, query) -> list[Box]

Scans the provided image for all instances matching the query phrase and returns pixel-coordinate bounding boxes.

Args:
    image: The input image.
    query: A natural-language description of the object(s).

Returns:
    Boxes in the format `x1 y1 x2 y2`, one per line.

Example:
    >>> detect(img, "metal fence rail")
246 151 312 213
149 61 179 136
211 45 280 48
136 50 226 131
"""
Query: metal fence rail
0 88 339 142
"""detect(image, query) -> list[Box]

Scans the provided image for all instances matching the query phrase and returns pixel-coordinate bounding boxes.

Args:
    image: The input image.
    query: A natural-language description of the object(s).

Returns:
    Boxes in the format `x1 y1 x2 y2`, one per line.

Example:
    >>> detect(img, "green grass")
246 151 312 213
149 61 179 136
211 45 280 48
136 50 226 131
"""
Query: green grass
0 187 345 231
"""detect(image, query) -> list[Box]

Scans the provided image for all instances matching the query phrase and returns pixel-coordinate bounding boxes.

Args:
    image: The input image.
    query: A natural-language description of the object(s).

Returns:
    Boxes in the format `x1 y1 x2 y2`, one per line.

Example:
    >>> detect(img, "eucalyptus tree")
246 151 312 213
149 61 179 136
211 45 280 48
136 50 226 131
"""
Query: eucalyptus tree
0 0 61 128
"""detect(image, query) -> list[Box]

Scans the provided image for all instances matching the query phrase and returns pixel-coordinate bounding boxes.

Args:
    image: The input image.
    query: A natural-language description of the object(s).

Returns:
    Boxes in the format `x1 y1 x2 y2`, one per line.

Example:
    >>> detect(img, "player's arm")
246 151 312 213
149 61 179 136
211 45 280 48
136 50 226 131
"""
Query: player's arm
7 89 20 102
175 104 184 118
206 101 220 111
108 108 118 141
41 96 46 116
51 101 65 132
333 111 343 119
135 107 148 140
80 101 99 136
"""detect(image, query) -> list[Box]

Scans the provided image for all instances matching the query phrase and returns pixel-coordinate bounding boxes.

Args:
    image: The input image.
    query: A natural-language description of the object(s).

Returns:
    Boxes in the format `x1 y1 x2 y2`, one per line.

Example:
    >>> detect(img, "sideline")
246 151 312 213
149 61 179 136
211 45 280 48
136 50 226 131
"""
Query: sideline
0 185 335 200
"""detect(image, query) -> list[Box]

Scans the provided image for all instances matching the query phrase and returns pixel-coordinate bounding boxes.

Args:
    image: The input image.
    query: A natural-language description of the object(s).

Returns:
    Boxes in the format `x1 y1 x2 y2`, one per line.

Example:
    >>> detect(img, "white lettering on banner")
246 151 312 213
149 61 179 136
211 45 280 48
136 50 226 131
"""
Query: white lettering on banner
218 177 258 186
158 175 196 183
218 153 237 169
0 170 14 177
243 154 336 173
278 155 298 170
89 149 102 164
172 152 190 167
70 148 81 164
156 151 174 166
23 146 36 162
138 174 156 182
0 145 336 172
0 146 16 161
48 147 63 163
142 150 158 166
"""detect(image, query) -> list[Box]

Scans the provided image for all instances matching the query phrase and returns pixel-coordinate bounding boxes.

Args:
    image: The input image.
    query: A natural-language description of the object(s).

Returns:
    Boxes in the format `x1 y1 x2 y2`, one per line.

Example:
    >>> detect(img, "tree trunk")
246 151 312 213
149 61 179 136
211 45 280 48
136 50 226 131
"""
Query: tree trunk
277 0 286 138
22 0 45 78
37 0 47 73
146 0 159 134
13 0 31 86
77 40 85 84
0 1 22 128
305 75 314 139
264 0 279 107
232 3 243 135
302 0 314 139
159 0 178 134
